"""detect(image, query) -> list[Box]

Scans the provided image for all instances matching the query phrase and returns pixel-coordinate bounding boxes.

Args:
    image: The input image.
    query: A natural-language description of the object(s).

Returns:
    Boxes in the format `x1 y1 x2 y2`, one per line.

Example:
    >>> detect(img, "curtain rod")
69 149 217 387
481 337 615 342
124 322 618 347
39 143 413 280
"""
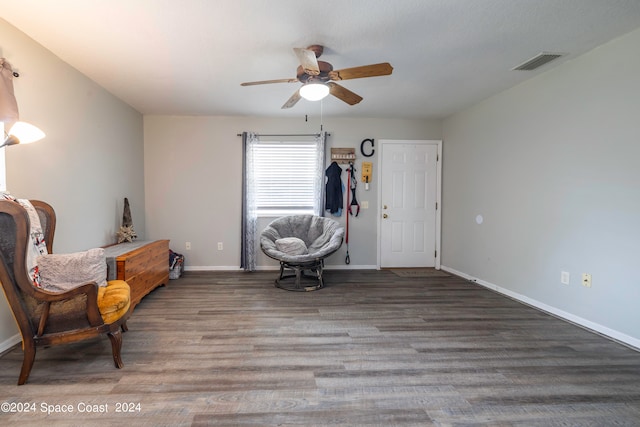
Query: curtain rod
236 132 330 137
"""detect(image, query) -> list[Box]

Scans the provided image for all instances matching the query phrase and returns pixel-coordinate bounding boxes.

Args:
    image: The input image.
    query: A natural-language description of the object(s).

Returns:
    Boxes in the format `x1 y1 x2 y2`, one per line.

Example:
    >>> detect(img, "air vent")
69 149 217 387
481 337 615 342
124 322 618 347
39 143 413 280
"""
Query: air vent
512 52 565 71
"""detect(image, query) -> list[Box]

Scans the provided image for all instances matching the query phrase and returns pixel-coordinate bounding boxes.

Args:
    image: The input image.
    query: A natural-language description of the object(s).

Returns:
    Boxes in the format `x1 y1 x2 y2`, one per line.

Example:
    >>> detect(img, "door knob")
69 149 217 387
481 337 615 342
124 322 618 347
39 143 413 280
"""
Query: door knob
383 214 388 219
383 205 388 209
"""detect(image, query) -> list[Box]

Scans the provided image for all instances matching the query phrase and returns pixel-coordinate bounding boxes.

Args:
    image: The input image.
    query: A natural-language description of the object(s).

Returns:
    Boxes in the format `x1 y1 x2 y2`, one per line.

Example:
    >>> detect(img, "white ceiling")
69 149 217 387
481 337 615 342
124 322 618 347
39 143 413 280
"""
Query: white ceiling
2 0 640 119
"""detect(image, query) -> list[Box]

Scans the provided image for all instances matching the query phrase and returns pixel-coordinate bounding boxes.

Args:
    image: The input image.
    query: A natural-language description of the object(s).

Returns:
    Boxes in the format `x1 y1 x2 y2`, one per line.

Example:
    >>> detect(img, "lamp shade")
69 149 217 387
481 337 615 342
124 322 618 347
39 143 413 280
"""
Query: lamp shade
8 121 45 144
299 83 329 101
1 121 46 149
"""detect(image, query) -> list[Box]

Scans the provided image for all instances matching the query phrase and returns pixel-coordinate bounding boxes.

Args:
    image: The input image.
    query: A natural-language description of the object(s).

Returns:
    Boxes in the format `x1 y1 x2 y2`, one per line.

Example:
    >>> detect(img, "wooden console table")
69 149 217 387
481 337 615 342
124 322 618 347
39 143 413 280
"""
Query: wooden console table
103 240 170 308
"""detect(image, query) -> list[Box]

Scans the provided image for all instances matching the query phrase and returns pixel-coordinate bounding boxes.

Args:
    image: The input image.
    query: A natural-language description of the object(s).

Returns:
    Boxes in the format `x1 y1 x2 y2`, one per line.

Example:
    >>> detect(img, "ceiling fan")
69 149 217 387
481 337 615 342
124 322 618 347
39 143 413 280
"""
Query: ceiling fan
240 45 393 109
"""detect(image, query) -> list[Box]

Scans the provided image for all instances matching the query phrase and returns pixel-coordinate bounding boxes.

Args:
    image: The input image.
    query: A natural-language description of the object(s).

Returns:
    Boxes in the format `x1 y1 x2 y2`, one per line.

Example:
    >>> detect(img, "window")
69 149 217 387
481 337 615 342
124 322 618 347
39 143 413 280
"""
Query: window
241 132 326 271
253 141 320 215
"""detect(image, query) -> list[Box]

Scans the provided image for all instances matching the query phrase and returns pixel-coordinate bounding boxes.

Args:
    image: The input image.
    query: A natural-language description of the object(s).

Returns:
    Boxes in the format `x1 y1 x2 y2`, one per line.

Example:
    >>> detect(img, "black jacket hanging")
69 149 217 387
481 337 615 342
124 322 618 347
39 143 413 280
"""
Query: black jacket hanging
325 161 343 215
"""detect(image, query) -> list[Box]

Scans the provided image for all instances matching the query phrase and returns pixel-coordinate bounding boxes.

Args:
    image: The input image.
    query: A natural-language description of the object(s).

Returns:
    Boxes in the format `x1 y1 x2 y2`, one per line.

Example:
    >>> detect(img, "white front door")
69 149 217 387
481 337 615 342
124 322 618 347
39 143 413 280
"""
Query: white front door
378 140 440 268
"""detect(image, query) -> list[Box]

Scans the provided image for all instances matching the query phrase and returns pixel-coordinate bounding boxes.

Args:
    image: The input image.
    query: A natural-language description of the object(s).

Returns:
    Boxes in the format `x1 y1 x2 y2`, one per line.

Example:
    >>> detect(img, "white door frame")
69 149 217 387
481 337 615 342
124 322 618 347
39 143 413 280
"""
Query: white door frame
376 139 442 269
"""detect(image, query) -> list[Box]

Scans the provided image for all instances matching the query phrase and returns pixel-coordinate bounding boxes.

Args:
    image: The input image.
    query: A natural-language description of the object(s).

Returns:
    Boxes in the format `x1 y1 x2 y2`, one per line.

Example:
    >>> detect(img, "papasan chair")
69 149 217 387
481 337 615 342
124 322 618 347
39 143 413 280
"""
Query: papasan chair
260 215 344 291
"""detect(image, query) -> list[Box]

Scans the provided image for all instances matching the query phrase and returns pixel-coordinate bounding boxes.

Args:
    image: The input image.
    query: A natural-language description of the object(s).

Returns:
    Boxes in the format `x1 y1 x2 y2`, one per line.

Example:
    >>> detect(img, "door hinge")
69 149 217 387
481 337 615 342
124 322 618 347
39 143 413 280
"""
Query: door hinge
434 250 437 258
435 202 438 210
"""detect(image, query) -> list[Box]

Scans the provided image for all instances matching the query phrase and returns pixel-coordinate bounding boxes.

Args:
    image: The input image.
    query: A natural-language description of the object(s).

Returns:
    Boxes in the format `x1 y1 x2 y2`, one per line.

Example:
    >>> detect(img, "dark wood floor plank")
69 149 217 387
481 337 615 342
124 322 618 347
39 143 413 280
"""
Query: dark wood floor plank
1 269 639 425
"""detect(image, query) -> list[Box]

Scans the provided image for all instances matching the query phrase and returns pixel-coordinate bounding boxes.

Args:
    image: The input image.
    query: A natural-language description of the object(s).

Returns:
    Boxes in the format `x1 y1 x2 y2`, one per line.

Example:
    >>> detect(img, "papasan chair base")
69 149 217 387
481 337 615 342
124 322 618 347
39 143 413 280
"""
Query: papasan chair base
276 259 325 292
261 215 344 292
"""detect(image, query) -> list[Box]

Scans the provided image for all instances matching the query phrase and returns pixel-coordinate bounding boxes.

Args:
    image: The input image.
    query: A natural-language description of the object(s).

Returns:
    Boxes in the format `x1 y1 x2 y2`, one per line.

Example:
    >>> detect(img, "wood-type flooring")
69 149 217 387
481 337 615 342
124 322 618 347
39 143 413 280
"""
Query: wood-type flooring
1 269 639 426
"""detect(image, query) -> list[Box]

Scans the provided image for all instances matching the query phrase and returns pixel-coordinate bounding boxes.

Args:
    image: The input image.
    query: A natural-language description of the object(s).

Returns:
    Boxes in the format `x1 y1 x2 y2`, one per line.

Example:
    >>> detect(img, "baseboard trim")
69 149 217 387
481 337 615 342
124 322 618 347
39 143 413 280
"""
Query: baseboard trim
185 264 376 272
441 265 640 351
185 266 242 271
0 334 21 355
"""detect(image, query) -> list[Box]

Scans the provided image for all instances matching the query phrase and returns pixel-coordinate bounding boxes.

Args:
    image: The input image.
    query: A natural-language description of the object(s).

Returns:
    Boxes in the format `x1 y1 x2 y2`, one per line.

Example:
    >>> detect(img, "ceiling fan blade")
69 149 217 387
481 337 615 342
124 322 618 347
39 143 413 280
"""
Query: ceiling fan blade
281 89 302 109
329 62 393 81
327 82 363 106
241 78 298 86
294 48 320 76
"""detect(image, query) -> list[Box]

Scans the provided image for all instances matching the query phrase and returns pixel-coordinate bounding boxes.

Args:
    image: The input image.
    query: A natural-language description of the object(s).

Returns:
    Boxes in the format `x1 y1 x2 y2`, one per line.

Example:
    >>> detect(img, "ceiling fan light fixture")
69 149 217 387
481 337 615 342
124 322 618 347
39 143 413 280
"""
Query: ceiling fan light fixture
299 83 329 101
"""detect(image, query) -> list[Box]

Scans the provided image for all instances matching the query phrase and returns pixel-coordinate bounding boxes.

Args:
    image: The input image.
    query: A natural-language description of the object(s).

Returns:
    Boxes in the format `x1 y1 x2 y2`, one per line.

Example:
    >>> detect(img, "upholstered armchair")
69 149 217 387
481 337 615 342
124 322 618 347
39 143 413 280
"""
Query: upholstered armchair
260 215 344 291
0 199 131 385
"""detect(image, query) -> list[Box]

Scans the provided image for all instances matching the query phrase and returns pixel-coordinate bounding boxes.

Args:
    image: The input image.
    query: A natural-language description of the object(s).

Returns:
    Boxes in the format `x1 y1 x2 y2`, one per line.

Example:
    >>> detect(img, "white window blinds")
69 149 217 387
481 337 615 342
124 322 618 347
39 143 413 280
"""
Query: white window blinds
253 141 318 214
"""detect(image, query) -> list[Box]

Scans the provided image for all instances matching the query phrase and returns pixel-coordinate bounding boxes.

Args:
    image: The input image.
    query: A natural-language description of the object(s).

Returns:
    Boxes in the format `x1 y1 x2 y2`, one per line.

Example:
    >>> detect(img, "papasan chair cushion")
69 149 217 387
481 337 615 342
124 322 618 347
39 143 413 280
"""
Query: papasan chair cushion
260 215 344 291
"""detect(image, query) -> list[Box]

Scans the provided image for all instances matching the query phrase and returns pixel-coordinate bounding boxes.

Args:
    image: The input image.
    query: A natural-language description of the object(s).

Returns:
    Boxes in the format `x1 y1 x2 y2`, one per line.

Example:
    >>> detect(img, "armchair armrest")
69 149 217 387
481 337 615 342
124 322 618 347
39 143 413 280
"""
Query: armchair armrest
33 282 103 333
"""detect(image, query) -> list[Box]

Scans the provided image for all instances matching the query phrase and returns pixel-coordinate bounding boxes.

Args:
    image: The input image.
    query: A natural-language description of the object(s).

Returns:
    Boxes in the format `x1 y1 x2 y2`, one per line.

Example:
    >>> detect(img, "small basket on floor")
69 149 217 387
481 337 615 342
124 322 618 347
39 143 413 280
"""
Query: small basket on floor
169 250 185 279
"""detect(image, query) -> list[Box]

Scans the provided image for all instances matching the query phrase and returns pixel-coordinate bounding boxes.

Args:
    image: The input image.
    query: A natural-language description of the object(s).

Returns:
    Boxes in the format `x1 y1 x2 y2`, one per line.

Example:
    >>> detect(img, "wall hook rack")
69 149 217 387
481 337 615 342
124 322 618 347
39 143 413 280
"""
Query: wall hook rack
331 147 356 164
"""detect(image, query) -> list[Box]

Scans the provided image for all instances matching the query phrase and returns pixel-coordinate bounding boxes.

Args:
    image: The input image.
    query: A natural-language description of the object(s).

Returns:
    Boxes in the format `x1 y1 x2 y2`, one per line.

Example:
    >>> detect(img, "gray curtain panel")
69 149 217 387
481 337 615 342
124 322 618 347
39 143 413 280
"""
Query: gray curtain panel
0 58 19 131
240 131 258 271
314 132 327 216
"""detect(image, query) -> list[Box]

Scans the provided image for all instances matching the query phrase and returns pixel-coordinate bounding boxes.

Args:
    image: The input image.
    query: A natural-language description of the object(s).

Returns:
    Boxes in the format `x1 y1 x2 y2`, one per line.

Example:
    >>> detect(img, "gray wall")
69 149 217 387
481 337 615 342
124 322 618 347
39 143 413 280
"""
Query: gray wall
143 115 442 269
0 19 144 351
441 28 640 346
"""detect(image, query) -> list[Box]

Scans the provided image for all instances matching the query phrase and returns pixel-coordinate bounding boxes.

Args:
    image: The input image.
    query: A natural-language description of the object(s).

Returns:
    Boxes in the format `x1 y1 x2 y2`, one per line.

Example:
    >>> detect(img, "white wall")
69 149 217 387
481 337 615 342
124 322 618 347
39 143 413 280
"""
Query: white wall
0 19 144 351
144 115 441 269
441 28 640 346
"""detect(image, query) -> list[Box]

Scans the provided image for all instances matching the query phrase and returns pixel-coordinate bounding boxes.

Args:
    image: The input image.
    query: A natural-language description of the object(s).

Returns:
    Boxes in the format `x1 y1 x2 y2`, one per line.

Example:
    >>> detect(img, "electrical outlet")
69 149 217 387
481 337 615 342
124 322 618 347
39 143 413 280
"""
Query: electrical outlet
186 242 191 250
561 271 570 285
217 242 223 251
582 273 592 288
361 201 369 209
